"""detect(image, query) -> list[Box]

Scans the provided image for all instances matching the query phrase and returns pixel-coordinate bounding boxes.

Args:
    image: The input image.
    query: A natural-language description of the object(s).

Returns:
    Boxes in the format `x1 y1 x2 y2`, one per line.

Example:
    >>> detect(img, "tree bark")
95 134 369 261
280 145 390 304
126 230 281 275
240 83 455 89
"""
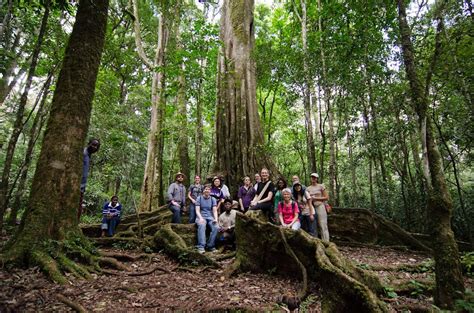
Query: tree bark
176 34 190 184
2 0 109 267
397 1 464 307
215 0 278 191
133 0 169 211
0 4 49 228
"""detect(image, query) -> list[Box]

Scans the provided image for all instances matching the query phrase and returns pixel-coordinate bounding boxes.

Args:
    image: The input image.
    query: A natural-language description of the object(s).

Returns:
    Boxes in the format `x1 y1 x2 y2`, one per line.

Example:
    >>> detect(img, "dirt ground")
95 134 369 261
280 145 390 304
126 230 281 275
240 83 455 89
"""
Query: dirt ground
0 236 472 312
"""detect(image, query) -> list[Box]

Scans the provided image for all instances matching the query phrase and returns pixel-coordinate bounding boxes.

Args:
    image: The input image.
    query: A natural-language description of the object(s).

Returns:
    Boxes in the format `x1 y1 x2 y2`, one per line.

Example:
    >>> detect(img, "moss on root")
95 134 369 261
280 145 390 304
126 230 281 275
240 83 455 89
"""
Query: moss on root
1 231 129 284
233 212 388 313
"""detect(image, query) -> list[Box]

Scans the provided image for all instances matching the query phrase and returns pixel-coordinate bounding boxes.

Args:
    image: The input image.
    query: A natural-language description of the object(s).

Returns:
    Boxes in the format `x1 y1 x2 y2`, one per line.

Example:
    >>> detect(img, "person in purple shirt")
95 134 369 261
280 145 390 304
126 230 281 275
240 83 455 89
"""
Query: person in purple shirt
210 177 225 213
237 176 255 213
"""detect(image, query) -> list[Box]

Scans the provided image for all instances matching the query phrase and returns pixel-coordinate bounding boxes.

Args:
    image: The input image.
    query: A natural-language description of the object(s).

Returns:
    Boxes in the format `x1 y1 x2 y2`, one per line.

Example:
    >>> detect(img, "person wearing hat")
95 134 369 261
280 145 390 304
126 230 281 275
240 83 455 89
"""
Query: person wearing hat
218 198 237 249
167 172 187 223
307 173 329 241
292 181 315 236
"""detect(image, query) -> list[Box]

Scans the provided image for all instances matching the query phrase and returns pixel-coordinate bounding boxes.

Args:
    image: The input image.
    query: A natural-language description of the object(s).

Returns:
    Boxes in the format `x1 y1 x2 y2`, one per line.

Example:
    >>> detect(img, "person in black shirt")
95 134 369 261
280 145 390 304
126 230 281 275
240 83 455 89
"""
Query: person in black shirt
249 168 275 222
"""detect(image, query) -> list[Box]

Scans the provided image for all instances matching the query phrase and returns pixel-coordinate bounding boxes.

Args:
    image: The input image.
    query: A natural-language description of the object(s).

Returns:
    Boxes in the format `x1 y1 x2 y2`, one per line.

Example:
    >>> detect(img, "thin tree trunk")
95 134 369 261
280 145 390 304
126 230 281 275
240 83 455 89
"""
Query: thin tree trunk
7 72 53 225
0 4 49 227
297 0 317 173
397 1 464 307
177 60 190 184
195 58 205 177
132 0 169 211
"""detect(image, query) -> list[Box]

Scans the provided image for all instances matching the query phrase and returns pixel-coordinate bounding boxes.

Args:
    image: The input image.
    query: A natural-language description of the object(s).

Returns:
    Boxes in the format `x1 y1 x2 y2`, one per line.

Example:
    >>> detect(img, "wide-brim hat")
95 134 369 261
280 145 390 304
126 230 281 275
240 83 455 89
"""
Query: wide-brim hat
175 172 186 180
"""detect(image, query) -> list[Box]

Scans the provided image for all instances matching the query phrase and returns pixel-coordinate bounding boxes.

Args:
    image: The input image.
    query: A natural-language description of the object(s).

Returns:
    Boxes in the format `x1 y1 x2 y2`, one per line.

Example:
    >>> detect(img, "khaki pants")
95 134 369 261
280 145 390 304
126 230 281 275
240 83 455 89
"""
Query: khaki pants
315 203 330 241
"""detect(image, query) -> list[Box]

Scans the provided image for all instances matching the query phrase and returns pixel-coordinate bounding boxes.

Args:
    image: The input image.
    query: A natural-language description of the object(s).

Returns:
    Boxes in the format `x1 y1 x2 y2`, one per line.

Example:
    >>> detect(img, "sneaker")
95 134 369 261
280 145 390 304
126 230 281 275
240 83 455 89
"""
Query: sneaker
197 248 205 254
208 248 217 253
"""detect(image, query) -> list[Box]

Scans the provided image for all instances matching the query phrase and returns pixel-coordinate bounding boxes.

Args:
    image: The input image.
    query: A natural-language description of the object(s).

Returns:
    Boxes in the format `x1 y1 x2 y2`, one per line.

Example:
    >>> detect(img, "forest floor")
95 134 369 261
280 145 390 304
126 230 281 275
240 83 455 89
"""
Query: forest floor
0 231 472 312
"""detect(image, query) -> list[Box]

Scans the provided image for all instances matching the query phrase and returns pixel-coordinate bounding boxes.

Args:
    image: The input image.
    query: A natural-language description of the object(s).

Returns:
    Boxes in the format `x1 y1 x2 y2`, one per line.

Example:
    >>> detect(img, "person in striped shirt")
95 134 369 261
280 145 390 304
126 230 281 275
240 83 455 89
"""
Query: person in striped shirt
101 195 122 237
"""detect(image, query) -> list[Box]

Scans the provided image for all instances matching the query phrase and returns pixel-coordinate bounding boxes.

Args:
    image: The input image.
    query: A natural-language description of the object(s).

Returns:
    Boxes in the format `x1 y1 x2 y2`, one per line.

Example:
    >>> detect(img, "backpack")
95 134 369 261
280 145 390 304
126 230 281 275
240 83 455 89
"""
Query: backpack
279 201 301 219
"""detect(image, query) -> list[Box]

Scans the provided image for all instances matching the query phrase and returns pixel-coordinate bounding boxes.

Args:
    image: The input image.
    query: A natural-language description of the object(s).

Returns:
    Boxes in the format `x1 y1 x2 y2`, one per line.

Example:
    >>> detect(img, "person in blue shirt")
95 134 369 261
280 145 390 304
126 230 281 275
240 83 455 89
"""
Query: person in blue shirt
101 195 122 237
195 185 219 253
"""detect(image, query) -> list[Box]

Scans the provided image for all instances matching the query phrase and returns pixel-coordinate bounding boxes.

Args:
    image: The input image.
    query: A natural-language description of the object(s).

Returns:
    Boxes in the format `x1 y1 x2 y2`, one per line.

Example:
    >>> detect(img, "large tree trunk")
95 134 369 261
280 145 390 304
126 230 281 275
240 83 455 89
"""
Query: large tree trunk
215 0 278 191
1 0 109 283
0 4 49 228
397 1 464 308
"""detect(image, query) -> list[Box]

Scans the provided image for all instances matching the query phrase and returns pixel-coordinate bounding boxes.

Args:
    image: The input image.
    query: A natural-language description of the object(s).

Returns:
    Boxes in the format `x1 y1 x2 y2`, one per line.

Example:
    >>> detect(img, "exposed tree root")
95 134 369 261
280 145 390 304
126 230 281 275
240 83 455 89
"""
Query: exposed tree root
279 227 308 300
56 293 87 313
98 250 156 263
97 256 132 271
233 212 388 312
151 223 219 267
127 265 170 276
213 251 236 261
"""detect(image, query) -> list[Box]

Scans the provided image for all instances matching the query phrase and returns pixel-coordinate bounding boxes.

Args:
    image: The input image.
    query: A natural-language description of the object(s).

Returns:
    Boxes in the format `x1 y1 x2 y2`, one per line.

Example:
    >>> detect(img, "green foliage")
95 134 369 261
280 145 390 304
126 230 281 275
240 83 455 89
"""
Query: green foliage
454 289 474 312
461 252 474 276
383 286 398 299
408 280 429 298
299 294 318 312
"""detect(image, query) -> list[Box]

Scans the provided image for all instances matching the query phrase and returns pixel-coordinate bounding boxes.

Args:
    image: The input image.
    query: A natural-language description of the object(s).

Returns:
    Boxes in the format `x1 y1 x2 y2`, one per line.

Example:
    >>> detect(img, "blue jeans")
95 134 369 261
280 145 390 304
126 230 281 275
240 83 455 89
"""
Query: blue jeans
188 202 196 224
169 203 181 223
196 217 219 250
101 216 120 236
301 215 316 236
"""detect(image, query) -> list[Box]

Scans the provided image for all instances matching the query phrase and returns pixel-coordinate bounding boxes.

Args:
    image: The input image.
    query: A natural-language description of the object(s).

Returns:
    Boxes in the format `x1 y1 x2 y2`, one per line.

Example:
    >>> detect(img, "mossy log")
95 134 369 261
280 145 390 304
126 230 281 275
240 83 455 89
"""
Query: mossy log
328 208 431 252
81 206 172 238
234 212 387 313
152 223 218 267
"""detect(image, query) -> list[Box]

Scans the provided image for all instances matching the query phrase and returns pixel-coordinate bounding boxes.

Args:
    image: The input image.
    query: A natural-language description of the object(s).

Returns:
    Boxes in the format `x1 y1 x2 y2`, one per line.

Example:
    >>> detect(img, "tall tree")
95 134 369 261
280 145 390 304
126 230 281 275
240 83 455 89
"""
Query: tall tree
216 0 278 191
1 0 109 281
132 0 170 211
397 0 464 308
0 2 50 228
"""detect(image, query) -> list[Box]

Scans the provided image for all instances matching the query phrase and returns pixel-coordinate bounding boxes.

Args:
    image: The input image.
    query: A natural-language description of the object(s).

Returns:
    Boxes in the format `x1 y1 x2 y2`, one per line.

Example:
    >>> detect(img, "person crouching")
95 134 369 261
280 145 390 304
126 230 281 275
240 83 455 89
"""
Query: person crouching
101 195 121 237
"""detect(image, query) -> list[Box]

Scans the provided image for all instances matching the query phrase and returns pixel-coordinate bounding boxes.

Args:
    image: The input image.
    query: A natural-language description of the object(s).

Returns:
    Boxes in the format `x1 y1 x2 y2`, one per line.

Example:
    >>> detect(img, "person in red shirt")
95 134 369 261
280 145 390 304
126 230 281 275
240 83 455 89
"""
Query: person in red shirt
277 188 300 230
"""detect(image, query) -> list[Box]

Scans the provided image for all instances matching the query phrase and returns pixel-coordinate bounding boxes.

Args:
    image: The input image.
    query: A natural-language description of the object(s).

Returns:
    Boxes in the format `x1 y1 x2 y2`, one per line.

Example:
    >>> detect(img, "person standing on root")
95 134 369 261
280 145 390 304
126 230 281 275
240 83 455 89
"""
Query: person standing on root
79 138 100 220
273 178 287 224
290 175 306 194
250 168 275 222
307 173 330 241
101 195 122 237
210 176 225 213
220 176 231 199
278 188 300 230
187 175 204 224
293 182 315 236
167 172 186 224
237 176 255 213
195 186 219 253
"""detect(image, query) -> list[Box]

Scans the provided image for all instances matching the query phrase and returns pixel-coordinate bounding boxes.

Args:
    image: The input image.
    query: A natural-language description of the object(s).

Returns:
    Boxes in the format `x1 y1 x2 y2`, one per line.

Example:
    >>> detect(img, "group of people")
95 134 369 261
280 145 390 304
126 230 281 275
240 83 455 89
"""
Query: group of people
167 168 330 253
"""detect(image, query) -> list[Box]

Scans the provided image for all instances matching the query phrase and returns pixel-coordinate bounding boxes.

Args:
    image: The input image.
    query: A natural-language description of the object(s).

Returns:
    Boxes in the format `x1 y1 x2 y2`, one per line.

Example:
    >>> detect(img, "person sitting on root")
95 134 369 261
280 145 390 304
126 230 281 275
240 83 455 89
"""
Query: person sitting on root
293 182 315 236
101 195 122 237
218 199 237 250
249 168 275 222
278 188 301 230
195 186 219 253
